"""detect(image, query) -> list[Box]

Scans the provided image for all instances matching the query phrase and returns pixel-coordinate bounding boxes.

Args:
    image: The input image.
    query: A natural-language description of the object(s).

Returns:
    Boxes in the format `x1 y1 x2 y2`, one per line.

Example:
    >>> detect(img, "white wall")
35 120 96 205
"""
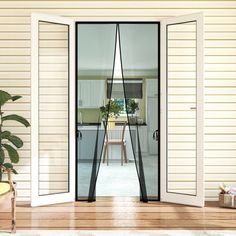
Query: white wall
0 0 236 201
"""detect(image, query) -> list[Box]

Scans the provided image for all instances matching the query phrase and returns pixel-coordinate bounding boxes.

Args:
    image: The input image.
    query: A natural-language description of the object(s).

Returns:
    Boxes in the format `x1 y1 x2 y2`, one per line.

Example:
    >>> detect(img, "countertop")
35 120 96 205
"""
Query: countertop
77 122 147 127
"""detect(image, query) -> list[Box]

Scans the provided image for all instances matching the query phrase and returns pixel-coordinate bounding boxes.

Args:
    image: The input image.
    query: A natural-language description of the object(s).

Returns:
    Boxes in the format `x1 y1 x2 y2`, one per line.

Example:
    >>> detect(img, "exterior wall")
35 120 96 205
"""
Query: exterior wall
0 0 236 201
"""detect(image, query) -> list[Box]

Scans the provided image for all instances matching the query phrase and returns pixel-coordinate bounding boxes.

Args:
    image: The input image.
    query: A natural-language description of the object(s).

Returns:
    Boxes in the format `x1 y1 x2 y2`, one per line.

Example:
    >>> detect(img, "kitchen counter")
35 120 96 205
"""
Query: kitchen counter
77 124 148 161
78 122 101 126
77 122 147 127
77 126 136 161
115 122 147 126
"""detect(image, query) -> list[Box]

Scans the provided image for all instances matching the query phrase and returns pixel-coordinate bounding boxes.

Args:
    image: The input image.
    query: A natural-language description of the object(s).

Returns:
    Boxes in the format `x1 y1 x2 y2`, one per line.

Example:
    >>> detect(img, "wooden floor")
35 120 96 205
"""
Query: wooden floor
1 197 236 230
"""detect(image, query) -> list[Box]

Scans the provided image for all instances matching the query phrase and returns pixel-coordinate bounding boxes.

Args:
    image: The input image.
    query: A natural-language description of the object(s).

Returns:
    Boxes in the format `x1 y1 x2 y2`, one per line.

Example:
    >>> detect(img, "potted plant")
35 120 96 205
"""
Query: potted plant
126 99 139 124
100 100 122 128
0 90 30 181
100 100 122 119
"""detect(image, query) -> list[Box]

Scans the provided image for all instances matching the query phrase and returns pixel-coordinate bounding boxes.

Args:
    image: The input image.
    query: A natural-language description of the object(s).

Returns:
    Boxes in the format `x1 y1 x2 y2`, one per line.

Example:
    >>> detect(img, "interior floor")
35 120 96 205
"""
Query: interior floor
1 199 235 230
96 161 140 197
77 155 159 199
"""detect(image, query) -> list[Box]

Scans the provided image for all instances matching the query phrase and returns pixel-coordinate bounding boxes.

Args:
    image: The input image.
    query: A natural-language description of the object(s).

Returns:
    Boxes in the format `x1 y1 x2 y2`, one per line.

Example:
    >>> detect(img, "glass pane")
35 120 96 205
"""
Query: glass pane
77 24 116 200
119 24 159 200
38 21 69 195
167 21 197 195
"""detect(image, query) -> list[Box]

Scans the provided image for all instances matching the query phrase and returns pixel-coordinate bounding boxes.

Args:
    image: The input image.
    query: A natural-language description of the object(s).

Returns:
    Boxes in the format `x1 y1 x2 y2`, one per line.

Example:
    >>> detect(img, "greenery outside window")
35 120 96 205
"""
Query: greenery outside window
113 98 139 117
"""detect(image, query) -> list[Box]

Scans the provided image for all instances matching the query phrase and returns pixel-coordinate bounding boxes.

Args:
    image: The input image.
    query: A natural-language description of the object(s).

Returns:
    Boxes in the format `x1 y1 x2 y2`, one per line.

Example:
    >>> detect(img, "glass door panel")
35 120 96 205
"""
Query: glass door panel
38 21 69 196
161 13 204 207
167 21 197 196
31 13 75 206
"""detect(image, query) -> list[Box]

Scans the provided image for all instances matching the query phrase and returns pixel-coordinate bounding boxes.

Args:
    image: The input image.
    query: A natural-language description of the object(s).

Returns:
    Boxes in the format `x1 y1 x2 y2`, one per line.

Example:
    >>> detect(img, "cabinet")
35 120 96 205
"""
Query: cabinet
78 80 105 108
147 97 158 155
77 126 104 160
77 125 148 162
146 79 158 155
146 79 158 97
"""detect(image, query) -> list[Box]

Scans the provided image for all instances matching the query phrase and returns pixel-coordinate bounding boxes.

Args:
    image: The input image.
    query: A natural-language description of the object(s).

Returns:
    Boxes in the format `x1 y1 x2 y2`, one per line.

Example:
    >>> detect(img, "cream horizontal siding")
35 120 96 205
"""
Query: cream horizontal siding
0 1 235 201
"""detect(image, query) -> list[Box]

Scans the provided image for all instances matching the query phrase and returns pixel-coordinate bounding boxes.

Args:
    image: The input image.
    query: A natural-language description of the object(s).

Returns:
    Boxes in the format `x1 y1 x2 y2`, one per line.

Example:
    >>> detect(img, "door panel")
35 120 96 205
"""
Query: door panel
76 23 117 201
31 13 75 206
119 23 159 201
161 13 204 207
167 21 197 196
38 21 69 196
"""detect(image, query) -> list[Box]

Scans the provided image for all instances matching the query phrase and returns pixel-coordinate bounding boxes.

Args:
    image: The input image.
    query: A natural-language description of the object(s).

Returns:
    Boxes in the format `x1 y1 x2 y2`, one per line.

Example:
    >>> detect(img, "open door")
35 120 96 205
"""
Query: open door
31 13 75 206
161 13 204 207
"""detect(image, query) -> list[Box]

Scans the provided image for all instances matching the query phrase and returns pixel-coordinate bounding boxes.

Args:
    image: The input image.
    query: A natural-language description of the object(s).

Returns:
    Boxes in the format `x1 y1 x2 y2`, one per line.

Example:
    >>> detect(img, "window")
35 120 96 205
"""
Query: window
113 98 140 117
113 98 126 115
107 79 143 99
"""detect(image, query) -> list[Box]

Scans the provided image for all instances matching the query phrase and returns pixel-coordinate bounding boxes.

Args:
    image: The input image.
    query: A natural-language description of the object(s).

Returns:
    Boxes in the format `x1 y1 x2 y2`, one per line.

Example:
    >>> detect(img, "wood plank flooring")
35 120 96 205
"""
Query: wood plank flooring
1 197 236 230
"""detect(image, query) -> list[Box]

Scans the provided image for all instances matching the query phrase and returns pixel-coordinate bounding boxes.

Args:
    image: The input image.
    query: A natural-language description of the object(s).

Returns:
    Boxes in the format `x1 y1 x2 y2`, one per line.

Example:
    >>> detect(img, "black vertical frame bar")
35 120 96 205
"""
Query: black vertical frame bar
75 22 79 200
157 21 161 202
75 21 161 202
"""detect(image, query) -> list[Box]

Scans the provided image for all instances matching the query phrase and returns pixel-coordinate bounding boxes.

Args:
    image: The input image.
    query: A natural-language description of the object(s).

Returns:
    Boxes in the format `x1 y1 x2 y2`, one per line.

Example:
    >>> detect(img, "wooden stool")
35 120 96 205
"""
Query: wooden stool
0 168 16 233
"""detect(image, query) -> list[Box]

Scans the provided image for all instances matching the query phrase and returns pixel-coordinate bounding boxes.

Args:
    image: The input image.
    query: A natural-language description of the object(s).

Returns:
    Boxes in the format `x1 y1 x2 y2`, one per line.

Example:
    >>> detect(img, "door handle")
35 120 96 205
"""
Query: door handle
152 130 158 141
77 130 82 140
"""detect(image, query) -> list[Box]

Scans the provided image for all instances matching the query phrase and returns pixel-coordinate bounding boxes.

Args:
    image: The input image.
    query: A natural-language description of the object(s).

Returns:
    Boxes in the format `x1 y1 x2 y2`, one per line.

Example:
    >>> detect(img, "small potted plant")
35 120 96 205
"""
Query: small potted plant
100 100 122 128
100 100 123 119
0 90 30 182
126 99 139 124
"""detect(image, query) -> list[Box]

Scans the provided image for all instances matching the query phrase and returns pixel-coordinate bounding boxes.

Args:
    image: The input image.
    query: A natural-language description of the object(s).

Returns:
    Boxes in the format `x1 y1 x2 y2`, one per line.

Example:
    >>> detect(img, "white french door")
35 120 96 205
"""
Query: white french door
30 12 203 207
31 13 75 206
160 13 204 207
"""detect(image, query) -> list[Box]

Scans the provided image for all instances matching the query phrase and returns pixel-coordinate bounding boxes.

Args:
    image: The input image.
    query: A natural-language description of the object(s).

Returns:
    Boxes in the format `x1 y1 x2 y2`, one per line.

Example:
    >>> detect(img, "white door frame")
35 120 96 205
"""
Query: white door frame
160 13 204 207
31 13 75 206
31 13 203 206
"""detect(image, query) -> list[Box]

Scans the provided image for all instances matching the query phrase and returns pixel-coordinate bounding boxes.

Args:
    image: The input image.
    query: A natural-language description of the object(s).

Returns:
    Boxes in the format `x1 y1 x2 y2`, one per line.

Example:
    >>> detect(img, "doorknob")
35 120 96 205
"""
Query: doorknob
77 130 82 140
152 130 158 141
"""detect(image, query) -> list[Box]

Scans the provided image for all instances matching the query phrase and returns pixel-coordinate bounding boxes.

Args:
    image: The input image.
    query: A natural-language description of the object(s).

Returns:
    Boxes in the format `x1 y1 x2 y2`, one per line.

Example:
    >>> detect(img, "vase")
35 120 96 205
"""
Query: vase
108 117 116 129
129 116 137 125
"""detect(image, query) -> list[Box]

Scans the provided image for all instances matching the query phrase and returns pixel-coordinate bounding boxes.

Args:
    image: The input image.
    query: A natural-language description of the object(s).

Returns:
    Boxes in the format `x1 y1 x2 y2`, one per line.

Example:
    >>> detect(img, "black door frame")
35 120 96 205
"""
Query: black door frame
75 21 161 201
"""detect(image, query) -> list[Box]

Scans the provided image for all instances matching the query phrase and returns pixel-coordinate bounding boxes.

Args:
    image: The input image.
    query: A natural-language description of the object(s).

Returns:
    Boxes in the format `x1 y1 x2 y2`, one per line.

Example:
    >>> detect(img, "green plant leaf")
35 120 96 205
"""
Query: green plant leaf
11 95 22 101
1 131 23 148
1 130 11 139
0 149 5 164
2 163 18 175
7 135 23 148
2 144 19 163
2 114 30 127
12 168 18 174
3 162 13 169
0 90 12 107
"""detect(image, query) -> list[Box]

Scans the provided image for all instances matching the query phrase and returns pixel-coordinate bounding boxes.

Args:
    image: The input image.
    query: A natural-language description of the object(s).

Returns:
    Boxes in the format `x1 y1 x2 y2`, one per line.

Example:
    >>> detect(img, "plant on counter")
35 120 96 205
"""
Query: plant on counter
126 99 139 117
100 100 123 119
0 90 30 181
